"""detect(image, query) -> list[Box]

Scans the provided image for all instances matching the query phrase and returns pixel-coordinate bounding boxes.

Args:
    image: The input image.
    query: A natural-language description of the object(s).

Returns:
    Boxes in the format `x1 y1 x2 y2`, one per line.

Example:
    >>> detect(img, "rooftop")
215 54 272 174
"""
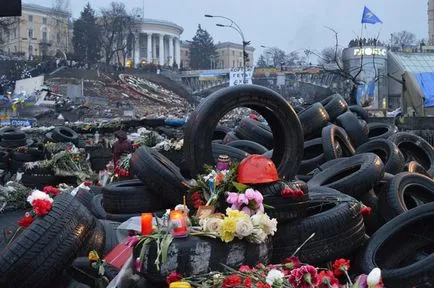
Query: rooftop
23 3 70 17
140 18 184 34
215 41 255 52
389 52 434 73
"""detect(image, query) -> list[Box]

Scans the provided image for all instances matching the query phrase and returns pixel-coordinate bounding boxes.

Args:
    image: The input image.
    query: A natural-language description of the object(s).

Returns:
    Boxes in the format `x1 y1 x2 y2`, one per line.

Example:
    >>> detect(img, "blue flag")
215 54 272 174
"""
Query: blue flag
361 6 382 24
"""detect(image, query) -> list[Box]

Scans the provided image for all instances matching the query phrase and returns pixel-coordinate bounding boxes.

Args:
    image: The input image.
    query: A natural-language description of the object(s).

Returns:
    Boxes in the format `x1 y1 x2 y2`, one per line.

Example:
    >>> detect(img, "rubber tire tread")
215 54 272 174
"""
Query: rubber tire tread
52 126 79 144
321 124 355 161
130 146 187 205
235 117 274 149
272 187 365 264
0 193 97 288
308 153 385 199
212 142 250 162
349 105 369 120
367 123 398 141
356 139 405 175
297 103 330 137
298 138 326 175
183 84 304 179
357 202 434 287
336 111 368 147
378 172 434 221
102 179 170 214
388 132 434 177
404 161 431 178
226 140 268 154
320 94 348 121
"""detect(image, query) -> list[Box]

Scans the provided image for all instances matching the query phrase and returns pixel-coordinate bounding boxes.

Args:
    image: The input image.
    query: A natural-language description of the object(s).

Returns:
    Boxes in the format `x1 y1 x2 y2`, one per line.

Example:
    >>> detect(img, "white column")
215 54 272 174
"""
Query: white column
152 35 157 62
147 33 152 63
134 33 140 67
175 38 181 67
159 34 164 66
168 36 174 66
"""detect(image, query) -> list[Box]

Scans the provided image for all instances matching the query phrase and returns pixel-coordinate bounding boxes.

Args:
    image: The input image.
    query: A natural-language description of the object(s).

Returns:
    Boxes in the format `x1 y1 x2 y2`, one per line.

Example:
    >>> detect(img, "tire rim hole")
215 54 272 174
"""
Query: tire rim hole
369 127 388 138
322 165 361 185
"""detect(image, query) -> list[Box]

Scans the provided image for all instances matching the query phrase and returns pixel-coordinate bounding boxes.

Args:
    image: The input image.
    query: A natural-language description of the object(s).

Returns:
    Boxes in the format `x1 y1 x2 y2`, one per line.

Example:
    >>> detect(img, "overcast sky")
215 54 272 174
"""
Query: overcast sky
30 0 427 59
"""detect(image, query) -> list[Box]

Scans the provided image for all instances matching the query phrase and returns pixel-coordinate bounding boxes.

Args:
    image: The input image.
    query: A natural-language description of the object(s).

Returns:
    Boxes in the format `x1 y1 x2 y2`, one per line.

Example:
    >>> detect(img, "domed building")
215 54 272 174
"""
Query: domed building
131 18 183 67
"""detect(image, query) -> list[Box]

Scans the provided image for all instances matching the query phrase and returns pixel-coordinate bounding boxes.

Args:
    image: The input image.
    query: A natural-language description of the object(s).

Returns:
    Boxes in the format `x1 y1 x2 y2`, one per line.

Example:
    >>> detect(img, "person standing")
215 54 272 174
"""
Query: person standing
112 130 133 164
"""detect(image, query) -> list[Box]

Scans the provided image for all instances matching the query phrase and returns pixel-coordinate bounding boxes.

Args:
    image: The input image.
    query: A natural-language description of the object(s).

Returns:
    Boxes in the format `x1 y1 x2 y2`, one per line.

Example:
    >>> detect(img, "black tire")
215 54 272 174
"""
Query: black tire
102 179 170 214
0 138 27 148
253 180 308 197
11 151 39 162
212 142 250 163
0 150 8 162
320 94 348 121
378 172 434 221
212 125 231 140
0 127 26 141
226 140 268 154
222 131 239 144
298 138 326 175
336 111 368 147
66 257 119 287
388 132 434 176
321 124 355 160
367 123 398 140
356 139 405 175
359 189 382 235
404 161 431 178
75 188 95 212
357 202 434 287
91 194 141 222
130 146 187 206
52 126 79 144
20 175 59 190
99 220 121 255
0 193 97 288
184 85 304 179
349 105 369 120
81 218 105 256
297 103 330 137
272 187 365 264
235 118 274 149
134 236 272 284
308 153 384 199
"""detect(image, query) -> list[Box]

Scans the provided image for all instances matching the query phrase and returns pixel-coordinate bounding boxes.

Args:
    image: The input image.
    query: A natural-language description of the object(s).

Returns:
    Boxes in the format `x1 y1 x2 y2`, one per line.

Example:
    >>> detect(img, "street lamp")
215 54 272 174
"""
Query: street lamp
205 14 250 84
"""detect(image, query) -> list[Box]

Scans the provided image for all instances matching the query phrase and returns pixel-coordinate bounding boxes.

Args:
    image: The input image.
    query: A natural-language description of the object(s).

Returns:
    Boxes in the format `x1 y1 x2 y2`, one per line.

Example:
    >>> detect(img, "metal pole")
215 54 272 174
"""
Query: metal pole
242 41 246 84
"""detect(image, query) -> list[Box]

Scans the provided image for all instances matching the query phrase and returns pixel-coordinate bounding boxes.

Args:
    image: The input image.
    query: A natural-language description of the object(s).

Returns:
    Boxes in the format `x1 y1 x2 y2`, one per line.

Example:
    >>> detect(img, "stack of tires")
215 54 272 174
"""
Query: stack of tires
45 126 79 146
0 127 31 149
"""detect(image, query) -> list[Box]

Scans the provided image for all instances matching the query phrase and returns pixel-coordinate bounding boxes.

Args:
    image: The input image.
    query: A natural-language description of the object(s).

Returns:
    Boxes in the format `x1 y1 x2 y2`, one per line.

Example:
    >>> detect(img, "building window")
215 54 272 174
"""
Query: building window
43 17 47 25
28 15 33 22
28 29 33 39
29 45 33 57
232 51 235 56
43 32 47 41
240 52 242 57
233 60 235 67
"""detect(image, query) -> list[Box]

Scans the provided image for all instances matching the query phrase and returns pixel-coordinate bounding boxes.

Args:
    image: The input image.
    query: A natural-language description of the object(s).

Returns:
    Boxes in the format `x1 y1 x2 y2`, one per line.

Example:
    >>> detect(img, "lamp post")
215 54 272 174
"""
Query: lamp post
205 14 250 84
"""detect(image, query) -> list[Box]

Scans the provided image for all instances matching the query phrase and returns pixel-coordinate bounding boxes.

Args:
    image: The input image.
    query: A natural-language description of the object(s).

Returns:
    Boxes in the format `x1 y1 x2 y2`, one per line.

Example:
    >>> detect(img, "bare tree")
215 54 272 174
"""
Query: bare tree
391 30 416 50
264 47 286 67
50 0 72 58
285 51 301 66
318 46 343 65
100 2 135 65
0 17 20 46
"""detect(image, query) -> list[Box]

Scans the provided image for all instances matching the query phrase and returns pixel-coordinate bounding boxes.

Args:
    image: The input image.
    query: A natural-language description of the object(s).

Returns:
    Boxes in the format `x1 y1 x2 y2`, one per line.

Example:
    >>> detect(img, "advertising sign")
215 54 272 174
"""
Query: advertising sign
229 67 254 86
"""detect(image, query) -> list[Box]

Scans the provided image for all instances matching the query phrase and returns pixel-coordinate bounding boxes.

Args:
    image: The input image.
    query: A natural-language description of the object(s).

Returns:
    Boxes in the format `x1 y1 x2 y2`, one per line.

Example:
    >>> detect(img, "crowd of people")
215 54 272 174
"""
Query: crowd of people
348 38 385 48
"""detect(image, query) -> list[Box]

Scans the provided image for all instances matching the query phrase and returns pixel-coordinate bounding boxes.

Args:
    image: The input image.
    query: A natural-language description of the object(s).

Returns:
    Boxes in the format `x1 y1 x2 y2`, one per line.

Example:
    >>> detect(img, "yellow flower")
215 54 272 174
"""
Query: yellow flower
219 217 237 242
88 250 100 262
226 208 249 220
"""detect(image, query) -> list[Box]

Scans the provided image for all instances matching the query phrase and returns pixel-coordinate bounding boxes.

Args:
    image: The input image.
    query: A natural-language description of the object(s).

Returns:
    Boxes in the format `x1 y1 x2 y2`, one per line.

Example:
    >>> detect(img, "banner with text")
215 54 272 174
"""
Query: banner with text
229 67 254 86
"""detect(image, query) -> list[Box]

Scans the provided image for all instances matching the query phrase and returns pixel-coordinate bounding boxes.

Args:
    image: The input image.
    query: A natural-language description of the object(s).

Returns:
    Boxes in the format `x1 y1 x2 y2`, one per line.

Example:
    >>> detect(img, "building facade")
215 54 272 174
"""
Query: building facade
180 41 190 68
0 3 71 59
342 46 388 109
130 19 183 67
429 0 434 44
215 42 254 69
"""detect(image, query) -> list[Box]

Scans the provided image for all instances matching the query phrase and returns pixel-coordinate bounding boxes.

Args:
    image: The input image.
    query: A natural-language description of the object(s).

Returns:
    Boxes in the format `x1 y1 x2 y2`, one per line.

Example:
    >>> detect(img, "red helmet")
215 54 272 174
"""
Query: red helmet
237 154 280 184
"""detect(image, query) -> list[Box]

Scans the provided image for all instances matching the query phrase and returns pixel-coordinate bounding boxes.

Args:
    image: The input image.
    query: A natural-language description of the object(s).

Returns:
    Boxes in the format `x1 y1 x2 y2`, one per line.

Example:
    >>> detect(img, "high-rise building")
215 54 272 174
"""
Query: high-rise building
429 0 434 44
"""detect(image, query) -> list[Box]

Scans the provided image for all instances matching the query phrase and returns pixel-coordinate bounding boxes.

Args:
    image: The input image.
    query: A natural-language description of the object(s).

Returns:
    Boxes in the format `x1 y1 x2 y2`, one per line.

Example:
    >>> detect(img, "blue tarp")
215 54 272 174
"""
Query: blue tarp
414 72 434 108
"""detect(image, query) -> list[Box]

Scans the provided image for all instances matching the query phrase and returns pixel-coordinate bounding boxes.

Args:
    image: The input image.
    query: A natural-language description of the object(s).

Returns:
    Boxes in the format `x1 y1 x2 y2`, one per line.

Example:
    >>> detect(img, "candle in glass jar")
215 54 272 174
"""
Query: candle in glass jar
169 210 188 237
141 213 153 235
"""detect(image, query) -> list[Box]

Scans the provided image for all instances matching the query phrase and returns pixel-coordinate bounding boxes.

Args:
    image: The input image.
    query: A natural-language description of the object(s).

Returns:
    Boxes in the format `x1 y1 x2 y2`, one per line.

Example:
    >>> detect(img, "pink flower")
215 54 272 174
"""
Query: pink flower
226 192 239 204
257 203 265 213
237 193 249 206
289 265 319 288
242 206 253 216
253 190 264 203
231 203 241 210
245 189 256 200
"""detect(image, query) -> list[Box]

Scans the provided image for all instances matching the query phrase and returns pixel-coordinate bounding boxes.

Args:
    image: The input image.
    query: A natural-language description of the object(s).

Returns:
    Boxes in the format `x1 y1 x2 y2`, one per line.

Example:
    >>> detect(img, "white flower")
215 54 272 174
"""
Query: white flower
246 228 267 244
27 190 53 205
266 269 284 285
263 217 278 236
174 139 184 150
235 217 254 238
203 217 223 233
367 268 382 287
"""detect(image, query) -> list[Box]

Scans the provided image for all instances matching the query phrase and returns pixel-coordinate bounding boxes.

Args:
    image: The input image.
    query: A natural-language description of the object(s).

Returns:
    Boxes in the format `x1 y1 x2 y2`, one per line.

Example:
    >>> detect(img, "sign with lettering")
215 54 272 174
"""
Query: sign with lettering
229 67 254 86
353 48 387 57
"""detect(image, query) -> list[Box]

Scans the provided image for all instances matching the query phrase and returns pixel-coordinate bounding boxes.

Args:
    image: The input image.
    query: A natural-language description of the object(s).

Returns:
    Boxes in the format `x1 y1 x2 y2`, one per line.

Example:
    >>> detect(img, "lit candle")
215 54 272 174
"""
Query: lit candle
141 213 153 235
169 210 188 237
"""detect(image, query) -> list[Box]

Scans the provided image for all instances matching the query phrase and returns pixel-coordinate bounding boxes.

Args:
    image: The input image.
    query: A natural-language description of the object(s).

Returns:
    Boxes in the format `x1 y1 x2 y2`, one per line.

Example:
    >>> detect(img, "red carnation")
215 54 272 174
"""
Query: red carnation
193 199 205 209
283 256 302 270
83 181 92 186
239 265 252 273
242 277 252 288
256 283 271 288
166 271 183 284
318 270 339 288
32 199 52 216
43 186 60 197
222 274 242 288
360 206 372 216
18 213 34 227
289 265 319 288
332 259 350 276
190 191 202 202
